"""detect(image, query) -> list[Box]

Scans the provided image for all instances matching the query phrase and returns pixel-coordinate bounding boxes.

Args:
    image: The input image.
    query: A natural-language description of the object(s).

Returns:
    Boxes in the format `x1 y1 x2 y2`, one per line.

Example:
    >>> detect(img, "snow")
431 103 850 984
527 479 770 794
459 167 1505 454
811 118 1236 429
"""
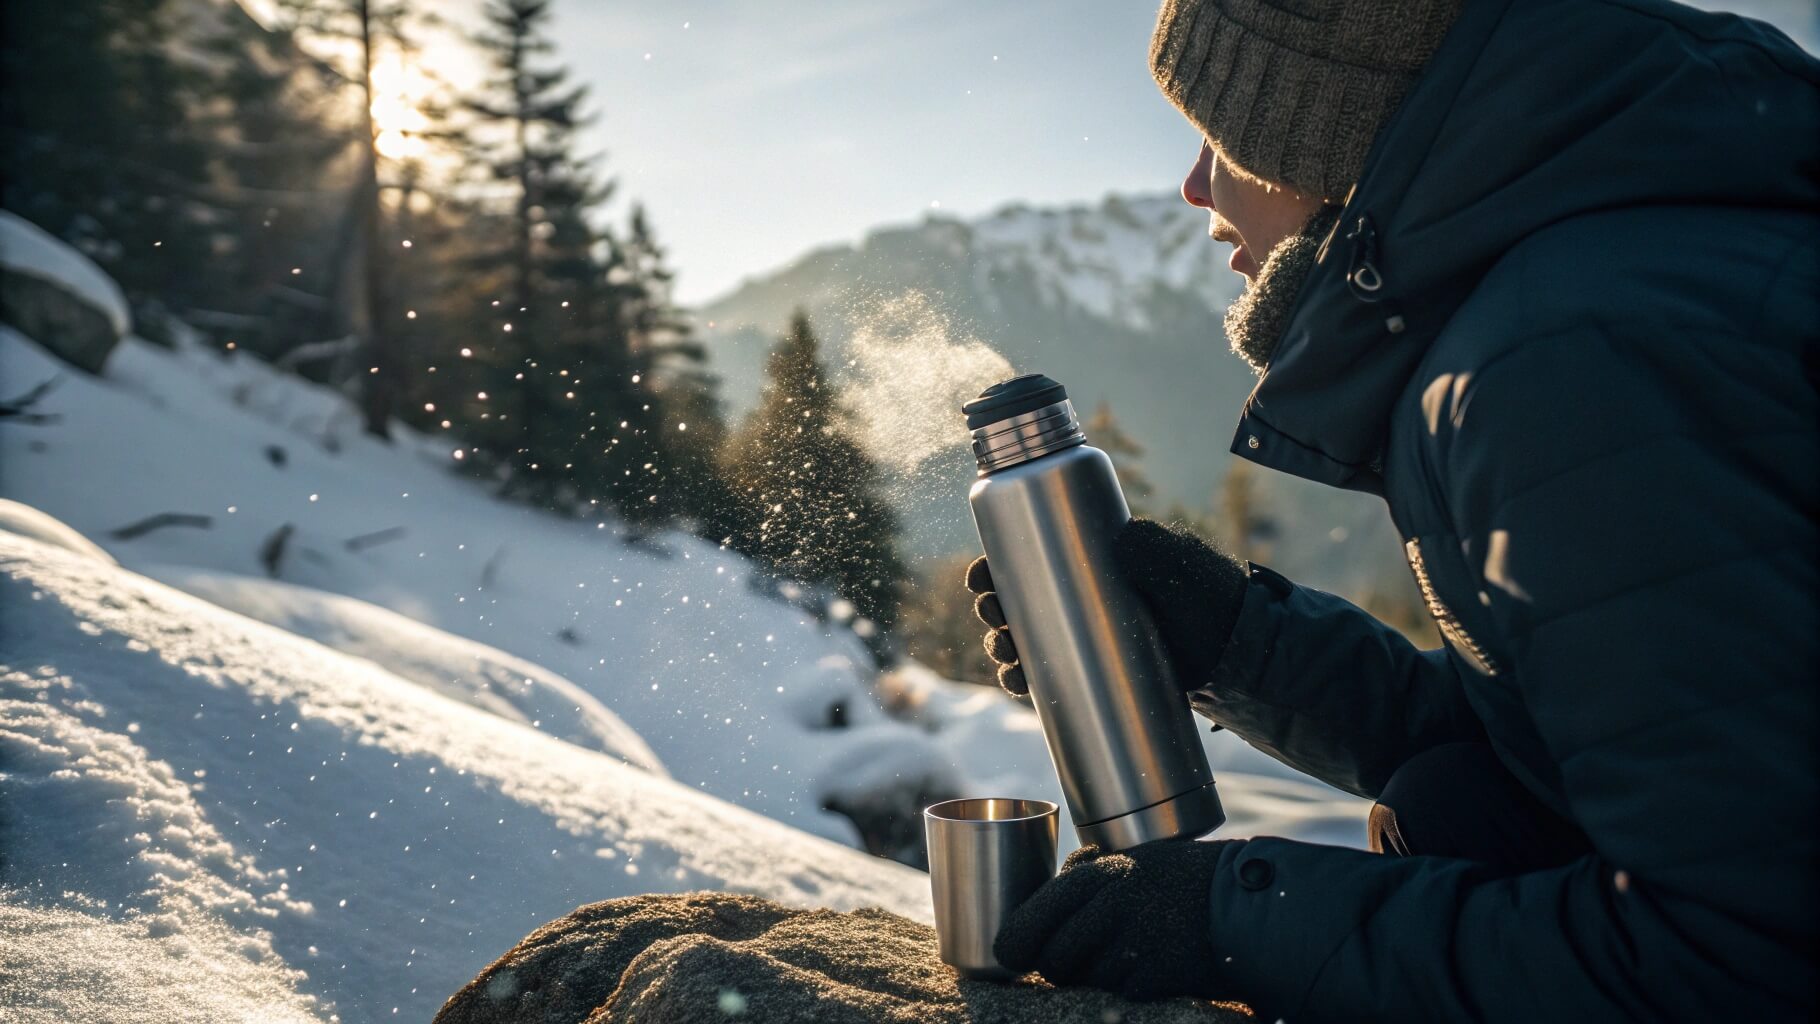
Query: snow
960 194 1239 332
0 210 132 336
142 566 665 773
0 497 116 564
0 530 930 1021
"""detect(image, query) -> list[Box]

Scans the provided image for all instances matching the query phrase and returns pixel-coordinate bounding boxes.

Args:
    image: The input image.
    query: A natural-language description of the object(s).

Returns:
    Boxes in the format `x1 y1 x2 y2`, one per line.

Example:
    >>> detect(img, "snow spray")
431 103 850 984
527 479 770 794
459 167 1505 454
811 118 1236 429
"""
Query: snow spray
964 374 1223 850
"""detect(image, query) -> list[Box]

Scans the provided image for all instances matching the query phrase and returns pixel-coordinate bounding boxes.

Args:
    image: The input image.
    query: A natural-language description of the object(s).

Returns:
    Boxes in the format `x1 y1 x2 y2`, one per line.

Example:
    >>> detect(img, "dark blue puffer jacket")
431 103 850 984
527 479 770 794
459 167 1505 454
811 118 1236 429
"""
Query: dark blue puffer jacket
1185 0 1820 1019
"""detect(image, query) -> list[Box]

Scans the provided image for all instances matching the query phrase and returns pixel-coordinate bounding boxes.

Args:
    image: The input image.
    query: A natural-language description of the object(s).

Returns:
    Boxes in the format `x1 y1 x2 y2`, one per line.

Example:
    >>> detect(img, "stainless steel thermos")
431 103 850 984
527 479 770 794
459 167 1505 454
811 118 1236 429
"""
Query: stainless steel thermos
964 373 1224 850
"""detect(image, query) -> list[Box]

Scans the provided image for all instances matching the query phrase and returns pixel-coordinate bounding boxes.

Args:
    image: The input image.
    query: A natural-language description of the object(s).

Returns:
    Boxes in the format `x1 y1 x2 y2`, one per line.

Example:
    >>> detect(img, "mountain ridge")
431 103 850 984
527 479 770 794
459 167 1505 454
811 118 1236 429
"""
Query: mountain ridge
693 192 1412 598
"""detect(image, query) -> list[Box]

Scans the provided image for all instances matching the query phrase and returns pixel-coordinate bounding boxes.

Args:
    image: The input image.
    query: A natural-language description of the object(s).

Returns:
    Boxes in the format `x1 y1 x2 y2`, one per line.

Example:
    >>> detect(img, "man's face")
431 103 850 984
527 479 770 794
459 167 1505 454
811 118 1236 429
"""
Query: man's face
1181 141 1325 283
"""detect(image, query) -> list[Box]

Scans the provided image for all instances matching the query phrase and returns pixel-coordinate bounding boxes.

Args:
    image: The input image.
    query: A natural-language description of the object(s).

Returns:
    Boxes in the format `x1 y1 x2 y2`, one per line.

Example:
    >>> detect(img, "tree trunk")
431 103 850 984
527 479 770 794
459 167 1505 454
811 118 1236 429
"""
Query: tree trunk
357 0 398 440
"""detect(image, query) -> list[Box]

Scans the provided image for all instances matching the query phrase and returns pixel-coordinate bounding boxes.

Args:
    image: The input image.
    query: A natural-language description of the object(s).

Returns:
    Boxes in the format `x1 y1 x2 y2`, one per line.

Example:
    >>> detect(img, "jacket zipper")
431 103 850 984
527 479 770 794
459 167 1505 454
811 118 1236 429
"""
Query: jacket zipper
1405 538 1501 676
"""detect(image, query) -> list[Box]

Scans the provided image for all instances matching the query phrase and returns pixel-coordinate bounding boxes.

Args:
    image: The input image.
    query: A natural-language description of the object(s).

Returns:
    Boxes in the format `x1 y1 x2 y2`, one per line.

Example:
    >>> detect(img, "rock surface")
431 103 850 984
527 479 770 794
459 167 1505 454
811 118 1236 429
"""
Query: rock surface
436 892 1250 1024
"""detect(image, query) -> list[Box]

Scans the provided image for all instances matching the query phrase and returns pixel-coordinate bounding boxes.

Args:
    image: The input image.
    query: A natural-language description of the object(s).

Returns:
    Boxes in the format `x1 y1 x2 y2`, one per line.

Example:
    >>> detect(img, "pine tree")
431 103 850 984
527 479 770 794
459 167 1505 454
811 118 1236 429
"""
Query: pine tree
1085 401 1155 517
895 553 998 686
616 204 748 539
459 0 627 507
198 9 352 359
725 310 909 630
1 0 223 312
3 0 379 360
264 0 455 436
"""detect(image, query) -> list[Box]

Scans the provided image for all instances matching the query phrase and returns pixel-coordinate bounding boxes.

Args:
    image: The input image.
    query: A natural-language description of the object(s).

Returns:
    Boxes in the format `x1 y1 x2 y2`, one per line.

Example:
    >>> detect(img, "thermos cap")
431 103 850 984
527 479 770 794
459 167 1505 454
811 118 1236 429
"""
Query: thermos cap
965 373 1085 473
963 374 1069 430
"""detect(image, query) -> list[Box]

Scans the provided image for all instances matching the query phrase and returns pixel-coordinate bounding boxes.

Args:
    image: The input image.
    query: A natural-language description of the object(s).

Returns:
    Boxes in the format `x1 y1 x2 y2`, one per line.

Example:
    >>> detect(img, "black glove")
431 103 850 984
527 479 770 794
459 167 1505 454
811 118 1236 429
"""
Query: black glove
965 518 1249 698
964 555 1029 695
993 839 1242 1001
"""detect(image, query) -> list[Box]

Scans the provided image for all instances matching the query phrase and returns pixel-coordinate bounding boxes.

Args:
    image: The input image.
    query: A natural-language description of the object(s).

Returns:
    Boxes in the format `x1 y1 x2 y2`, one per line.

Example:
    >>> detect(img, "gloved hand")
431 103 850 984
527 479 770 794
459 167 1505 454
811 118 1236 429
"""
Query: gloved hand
965 518 1249 698
993 839 1242 1001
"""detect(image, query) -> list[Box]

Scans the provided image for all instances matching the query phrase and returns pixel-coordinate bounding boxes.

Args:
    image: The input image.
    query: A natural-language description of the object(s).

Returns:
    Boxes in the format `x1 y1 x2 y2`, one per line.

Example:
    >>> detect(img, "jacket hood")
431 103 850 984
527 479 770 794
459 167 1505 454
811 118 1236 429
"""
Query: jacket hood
1233 0 1820 495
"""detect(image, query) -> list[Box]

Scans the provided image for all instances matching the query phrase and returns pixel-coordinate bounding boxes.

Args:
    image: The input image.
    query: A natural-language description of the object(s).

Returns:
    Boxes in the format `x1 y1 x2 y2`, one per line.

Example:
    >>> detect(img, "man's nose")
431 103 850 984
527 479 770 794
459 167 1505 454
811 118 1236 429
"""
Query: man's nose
1181 142 1215 210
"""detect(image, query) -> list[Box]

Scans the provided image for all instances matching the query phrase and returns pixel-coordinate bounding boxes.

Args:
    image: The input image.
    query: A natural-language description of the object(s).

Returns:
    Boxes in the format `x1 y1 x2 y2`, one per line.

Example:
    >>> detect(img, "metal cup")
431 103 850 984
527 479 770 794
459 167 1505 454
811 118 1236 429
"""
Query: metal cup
924 797 1059 979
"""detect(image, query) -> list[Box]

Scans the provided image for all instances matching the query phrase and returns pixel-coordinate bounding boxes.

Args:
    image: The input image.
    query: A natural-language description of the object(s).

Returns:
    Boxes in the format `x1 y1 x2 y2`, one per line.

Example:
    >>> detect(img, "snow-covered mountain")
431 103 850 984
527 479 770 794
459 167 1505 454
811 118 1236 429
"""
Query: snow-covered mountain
700 193 1244 427
696 193 1411 595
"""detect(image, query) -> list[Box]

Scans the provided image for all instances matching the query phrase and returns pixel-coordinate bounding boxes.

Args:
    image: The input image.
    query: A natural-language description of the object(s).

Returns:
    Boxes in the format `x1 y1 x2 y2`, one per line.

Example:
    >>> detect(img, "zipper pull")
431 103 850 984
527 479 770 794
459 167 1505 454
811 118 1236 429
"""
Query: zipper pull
1346 214 1385 302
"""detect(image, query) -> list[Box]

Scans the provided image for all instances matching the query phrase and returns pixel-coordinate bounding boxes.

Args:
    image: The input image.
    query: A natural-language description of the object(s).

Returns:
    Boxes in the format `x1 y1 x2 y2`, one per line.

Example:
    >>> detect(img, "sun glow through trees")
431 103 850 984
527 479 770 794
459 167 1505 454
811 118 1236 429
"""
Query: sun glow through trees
371 53 432 161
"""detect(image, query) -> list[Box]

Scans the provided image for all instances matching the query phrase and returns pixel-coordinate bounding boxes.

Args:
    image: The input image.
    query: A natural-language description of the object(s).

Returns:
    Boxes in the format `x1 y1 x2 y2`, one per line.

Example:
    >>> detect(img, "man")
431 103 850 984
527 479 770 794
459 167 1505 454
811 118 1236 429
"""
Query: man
965 0 1820 1019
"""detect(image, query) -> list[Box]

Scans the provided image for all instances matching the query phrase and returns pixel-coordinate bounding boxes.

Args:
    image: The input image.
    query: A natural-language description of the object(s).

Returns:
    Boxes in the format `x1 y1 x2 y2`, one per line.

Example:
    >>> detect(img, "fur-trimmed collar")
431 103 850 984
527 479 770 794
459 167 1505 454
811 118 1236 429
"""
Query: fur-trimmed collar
1223 205 1343 375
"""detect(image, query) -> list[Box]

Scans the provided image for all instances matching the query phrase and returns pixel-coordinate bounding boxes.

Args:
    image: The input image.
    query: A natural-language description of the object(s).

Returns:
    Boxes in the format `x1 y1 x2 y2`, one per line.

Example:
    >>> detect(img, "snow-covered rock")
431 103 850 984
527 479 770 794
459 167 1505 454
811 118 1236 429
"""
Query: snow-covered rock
0 211 131 372
0 530 930 1021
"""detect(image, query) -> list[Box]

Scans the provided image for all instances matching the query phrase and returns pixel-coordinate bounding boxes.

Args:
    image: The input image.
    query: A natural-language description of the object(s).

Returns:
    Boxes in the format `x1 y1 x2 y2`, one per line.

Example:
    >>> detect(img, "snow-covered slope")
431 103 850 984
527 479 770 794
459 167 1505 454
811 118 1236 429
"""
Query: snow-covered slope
0 529 930 1022
0 497 116 563
0 317 1366 854
0 508 1363 1021
139 565 665 773
0 324 958 849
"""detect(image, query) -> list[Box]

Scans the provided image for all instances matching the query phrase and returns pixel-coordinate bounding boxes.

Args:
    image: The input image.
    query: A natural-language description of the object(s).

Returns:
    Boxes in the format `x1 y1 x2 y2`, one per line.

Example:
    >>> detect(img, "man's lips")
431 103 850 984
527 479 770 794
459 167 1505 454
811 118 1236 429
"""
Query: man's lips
1210 220 1254 277
1209 217 1256 277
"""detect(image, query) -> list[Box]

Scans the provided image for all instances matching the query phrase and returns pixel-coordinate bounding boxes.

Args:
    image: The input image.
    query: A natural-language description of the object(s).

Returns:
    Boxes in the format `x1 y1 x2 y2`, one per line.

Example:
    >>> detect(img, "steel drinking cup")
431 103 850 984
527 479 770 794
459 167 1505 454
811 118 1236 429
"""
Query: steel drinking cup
923 797 1059 979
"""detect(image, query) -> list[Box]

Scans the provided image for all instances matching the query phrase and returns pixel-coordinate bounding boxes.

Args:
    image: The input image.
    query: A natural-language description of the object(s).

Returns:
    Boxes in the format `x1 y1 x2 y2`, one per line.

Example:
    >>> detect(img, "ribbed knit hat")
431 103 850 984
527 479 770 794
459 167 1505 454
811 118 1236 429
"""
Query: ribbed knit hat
1150 0 1462 202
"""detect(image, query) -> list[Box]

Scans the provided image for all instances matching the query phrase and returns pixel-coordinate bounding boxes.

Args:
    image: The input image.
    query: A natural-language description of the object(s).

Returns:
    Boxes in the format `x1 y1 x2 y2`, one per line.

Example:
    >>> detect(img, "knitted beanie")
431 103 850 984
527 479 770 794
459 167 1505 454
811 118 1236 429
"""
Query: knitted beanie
1149 0 1462 201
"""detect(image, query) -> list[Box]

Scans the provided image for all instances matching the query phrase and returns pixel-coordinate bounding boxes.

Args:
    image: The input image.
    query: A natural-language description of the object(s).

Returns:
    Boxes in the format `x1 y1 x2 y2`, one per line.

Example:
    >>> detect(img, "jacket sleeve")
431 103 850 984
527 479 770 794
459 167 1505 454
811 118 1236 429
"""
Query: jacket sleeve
1205 331 1820 1022
1186 564 1484 799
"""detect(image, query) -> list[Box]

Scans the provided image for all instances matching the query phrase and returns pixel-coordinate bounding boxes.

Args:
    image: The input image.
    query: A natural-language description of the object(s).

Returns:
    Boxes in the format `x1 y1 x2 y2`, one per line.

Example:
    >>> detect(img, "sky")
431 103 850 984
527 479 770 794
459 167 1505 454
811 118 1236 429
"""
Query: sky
535 1 1200 304
401 0 1817 307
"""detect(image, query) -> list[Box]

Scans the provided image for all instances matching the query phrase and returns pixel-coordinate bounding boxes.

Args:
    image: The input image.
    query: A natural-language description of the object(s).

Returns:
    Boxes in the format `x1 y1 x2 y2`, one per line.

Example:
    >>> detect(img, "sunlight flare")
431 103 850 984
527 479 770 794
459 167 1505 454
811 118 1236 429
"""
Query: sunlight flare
370 53 432 160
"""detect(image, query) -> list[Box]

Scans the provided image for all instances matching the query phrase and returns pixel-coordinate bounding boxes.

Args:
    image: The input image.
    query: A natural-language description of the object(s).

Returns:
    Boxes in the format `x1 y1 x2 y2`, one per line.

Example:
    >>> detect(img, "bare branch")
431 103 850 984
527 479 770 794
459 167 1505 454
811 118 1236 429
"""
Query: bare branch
109 513 214 541
344 526 406 551
260 523 295 578
0 377 62 425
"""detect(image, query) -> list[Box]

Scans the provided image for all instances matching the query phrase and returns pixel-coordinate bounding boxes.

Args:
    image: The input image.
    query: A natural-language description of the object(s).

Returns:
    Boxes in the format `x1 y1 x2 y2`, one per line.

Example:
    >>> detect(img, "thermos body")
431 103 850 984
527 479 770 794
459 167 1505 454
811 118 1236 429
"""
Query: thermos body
965 375 1223 850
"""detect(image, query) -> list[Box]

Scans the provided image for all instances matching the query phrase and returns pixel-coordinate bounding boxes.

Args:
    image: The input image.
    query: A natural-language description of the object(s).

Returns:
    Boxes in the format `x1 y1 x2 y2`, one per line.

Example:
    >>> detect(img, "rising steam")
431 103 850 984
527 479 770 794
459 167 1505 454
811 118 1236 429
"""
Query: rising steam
836 292 1015 474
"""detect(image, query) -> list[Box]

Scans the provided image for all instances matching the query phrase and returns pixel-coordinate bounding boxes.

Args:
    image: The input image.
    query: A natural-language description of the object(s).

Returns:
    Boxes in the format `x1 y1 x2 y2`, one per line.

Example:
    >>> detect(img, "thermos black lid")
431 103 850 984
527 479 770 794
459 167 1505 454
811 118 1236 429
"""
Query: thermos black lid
963 374 1068 430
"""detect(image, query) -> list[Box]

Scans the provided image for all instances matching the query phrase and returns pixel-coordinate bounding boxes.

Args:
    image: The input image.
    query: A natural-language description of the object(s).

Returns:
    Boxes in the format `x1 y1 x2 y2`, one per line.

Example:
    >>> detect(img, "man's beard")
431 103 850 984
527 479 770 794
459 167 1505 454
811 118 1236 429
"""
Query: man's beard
1223 205 1342 375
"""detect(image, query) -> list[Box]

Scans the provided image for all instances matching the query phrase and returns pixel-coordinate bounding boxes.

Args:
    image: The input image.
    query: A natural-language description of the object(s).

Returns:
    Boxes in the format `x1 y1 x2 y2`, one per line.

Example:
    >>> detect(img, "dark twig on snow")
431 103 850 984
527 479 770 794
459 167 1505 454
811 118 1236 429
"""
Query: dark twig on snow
260 523 295 578
344 526 407 552
0 377 62 425
109 512 214 541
